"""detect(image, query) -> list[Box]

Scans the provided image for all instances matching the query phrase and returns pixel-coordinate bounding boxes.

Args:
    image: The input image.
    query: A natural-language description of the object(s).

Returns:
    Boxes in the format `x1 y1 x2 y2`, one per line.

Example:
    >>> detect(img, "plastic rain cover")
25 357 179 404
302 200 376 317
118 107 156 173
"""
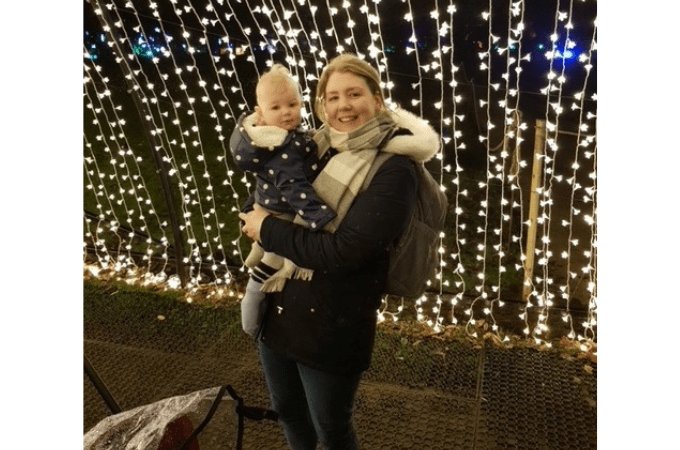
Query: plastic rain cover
84 386 237 450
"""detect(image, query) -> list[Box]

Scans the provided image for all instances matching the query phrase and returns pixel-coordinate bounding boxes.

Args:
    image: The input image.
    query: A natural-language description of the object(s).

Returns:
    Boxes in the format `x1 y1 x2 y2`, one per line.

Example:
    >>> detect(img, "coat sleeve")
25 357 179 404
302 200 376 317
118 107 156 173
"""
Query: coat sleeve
259 155 417 272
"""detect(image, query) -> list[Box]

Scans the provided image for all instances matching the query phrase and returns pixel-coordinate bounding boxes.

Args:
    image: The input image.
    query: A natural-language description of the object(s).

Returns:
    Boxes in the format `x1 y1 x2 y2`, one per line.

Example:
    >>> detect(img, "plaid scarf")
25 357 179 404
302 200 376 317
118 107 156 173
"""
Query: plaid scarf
260 113 397 292
310 112 398 232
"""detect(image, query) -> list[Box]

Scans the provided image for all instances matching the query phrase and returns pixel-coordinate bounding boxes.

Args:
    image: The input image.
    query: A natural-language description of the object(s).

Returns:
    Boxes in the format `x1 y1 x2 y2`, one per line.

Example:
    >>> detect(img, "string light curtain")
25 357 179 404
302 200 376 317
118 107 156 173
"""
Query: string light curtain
83 0 597 344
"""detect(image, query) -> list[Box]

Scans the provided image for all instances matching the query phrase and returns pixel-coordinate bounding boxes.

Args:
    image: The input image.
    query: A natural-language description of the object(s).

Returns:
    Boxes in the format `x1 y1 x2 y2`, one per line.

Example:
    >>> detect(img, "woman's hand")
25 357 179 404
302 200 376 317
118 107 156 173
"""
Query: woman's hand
239 204 270 242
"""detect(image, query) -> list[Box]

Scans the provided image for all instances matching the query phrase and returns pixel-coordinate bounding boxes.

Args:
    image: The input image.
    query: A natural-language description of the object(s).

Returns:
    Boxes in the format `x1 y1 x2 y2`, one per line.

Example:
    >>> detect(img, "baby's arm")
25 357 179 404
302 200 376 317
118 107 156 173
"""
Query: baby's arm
278 178 335 230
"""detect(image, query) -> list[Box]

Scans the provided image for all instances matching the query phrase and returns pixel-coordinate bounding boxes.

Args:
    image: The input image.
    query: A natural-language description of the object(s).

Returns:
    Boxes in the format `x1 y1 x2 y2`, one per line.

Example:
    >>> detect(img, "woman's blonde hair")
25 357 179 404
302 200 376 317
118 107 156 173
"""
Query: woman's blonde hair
314 54 388 123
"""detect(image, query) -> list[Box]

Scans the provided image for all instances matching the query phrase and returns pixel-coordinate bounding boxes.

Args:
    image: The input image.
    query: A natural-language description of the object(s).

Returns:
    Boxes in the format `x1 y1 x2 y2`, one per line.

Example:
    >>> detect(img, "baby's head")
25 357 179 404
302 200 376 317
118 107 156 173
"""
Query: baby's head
255 64 303 130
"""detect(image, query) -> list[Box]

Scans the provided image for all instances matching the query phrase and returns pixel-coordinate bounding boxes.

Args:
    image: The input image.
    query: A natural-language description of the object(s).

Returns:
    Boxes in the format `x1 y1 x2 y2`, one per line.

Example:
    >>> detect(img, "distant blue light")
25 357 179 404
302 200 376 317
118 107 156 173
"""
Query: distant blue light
554 49 576 59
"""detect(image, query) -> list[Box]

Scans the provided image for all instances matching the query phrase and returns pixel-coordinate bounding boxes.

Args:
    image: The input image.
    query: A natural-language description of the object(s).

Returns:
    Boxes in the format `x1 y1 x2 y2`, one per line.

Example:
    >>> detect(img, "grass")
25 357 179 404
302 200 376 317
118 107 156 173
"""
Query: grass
84 277 248 349
84 276 595 366
84 276 475 354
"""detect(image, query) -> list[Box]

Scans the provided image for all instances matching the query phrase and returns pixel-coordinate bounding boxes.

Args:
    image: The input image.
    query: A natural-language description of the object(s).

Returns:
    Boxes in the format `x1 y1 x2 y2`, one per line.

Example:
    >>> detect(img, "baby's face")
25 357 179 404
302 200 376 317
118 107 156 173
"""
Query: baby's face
257 78 302 131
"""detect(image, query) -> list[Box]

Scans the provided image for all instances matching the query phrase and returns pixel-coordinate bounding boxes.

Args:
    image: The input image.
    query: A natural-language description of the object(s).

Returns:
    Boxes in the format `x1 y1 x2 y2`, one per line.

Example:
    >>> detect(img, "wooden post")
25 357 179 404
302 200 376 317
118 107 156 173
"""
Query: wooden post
523 119 546 301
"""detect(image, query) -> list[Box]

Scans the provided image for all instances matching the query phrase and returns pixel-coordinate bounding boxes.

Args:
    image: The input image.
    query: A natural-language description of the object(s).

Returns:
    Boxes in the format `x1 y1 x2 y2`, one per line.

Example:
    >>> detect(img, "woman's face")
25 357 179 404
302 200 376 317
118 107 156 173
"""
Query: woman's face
323 71 381 133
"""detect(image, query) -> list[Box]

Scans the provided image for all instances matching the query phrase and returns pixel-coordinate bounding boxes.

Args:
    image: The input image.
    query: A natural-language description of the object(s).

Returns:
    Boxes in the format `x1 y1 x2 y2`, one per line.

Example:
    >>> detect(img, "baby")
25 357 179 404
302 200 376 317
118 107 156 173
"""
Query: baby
230 64 335 337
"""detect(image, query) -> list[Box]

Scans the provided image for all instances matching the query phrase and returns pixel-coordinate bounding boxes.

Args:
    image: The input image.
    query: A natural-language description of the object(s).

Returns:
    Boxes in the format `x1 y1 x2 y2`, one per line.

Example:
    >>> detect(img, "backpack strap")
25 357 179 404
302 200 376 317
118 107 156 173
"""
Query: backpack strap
361 151 395 192
361 126 417 191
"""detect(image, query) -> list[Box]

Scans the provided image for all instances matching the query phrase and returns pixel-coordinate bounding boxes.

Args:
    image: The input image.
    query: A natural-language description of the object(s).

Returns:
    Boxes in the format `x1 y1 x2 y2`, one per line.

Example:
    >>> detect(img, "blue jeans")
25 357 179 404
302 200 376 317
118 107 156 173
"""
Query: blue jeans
259 342 362 450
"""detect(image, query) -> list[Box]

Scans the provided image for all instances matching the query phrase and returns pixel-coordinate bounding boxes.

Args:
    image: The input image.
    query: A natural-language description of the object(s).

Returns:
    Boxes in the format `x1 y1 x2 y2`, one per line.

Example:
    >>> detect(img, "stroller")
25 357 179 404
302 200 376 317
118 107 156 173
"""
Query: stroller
84 356 278 450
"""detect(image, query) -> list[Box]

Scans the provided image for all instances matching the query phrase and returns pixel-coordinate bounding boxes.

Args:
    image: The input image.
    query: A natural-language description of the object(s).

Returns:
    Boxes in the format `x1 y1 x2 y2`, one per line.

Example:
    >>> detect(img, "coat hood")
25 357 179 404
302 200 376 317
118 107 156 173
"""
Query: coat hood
382 108 440 163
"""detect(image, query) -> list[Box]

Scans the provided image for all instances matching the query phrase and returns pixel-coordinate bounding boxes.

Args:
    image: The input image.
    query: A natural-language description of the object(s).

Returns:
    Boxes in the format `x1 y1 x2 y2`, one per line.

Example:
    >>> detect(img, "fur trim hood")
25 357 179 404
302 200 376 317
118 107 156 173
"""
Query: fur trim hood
382 108 440 163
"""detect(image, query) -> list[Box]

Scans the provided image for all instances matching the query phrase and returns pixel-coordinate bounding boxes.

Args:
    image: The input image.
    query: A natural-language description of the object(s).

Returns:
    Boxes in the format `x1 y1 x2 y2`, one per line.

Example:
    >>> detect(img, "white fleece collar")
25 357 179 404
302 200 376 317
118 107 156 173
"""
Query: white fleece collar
242 113 290 149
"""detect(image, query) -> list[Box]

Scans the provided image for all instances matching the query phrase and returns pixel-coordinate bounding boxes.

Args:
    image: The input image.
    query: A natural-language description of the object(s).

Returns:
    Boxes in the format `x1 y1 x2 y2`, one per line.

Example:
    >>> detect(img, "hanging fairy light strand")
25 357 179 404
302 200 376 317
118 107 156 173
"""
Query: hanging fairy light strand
583 142 597 342
461 2 494 338
83 74 140 272
83 63 176 280
110 1 214 287
443 2 467 327
193 0 262 271
432 6 448 332
502 0 533 340
83 53 170 259
155 0 247 284
83 134 119 271
483 0 527 338
403 0 424 118
560 16 597 340
531 0 570 344
401 0 435 326
279 0 326 109
529 0 597 346
365 0 395 106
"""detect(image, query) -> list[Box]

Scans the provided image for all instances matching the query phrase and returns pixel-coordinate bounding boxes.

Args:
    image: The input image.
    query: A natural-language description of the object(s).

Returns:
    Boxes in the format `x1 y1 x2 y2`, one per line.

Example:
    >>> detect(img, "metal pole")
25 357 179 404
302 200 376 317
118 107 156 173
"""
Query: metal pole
88 0 186 287
84 355 122 415
523 119 546 301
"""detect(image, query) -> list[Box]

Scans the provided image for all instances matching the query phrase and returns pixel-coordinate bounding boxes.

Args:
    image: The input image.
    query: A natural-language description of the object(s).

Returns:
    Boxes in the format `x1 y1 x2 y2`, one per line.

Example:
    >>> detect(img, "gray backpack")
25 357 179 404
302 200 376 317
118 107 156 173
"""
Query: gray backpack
362 152 448 298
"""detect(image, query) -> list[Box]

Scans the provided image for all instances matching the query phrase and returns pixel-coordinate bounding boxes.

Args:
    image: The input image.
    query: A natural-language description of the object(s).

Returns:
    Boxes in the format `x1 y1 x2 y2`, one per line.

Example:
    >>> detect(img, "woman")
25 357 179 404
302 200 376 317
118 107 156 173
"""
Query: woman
240 54 440 450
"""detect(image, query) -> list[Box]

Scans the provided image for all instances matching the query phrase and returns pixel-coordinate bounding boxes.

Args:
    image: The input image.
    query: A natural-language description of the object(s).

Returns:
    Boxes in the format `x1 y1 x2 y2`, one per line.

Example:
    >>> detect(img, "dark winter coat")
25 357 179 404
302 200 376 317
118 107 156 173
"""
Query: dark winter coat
258 154 418 375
